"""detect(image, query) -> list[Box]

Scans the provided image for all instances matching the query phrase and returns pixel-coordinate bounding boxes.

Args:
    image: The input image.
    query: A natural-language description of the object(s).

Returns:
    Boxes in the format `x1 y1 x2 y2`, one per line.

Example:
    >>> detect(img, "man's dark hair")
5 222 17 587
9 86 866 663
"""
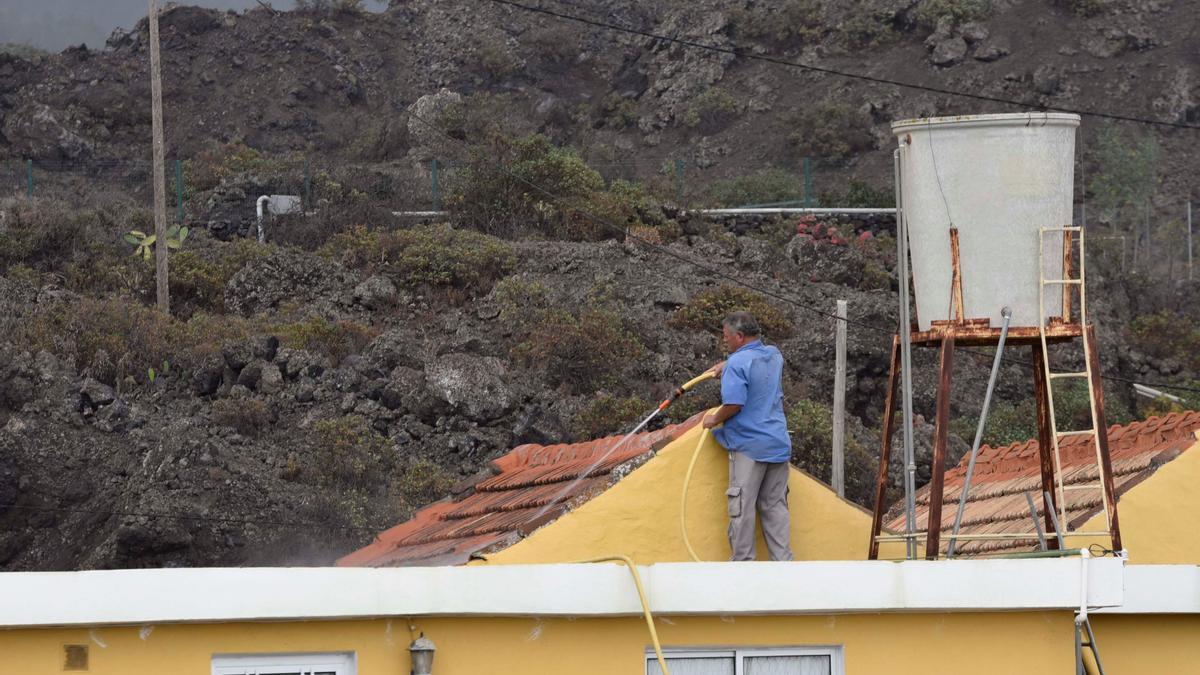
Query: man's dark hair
722 311 761 337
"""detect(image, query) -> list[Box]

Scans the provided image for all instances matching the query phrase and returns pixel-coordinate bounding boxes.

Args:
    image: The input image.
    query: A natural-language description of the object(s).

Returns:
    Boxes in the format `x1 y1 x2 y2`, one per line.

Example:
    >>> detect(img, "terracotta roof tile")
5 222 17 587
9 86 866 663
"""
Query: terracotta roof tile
338 415 701 567
885 410 1200 556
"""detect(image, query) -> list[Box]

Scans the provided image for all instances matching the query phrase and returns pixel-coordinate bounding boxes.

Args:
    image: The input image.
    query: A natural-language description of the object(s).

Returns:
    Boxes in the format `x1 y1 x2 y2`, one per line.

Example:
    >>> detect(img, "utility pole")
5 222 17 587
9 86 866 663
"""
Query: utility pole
149 0 169 312
1188 200 1193 282
832 299 847 498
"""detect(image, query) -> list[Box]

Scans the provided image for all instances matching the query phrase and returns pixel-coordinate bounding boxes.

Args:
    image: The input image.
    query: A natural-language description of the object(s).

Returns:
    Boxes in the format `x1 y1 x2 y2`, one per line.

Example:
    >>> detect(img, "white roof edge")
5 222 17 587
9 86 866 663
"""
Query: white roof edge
1095 564 1200 614
0 559 1135 629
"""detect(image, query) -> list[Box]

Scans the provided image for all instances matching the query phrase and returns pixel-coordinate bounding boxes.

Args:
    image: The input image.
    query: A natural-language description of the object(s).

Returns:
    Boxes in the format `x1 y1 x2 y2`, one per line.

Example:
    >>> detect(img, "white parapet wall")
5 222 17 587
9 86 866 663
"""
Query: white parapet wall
0 558 1134 628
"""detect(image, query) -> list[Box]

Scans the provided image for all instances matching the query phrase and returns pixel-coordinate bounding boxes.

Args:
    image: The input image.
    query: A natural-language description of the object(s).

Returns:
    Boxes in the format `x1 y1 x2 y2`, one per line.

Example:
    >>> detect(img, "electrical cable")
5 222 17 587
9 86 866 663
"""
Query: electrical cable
485 0 1200 131
0 502 390 533
401 106 1200 397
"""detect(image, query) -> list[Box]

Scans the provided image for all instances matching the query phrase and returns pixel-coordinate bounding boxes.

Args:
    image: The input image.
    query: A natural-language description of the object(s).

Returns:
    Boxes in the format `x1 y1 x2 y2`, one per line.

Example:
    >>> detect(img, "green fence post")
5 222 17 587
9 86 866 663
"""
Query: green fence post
431 158 441 211
175 159 184 223
674 159 684 205
26 159 33 198
304 158 312 210
803 157 813 208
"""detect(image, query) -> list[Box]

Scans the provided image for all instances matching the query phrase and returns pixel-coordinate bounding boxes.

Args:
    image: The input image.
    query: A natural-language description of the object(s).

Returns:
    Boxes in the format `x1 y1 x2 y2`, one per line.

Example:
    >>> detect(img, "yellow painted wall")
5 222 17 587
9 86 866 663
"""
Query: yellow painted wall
1090 614 1200 674
484 422 904 564
1076 438 1200 564
0 612 1090 675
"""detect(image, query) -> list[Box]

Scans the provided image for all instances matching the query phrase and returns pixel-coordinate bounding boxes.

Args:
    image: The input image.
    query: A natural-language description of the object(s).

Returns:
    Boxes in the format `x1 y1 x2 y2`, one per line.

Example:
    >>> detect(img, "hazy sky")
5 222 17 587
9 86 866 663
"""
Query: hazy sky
0 0 387 51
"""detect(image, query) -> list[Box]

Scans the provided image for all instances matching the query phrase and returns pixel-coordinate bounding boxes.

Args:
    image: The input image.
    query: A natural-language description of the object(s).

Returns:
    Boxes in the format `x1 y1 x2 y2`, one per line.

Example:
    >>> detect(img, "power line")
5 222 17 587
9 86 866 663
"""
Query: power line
485 0 1200 131
0 503 390 533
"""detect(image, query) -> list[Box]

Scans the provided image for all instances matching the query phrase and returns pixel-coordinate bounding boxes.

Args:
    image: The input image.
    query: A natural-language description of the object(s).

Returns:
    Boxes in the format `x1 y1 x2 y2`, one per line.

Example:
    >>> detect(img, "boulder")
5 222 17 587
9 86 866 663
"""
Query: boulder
236 360 265 390
930 37 968 66
78 378 115 411
353 275 400 310
191 355 225 396
224 249 357 317
424 353 516 422
258 363 284 395
381 367 447 421
974 40 1011 62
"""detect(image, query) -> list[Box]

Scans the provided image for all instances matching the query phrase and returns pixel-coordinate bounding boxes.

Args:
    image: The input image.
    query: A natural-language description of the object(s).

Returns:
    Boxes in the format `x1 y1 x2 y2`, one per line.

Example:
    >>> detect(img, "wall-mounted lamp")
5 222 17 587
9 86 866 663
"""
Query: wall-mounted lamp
409 633 436 675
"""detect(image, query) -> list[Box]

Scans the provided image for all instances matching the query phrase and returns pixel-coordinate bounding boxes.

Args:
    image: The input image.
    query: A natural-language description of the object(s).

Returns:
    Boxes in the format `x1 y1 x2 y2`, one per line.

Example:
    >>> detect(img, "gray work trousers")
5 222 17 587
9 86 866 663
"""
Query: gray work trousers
726 451 794 561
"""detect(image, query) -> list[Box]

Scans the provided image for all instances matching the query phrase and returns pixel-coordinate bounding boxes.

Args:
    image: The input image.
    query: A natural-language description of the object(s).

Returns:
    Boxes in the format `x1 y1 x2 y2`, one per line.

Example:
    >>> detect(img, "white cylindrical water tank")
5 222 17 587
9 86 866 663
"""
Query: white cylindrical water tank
893 112 1079 331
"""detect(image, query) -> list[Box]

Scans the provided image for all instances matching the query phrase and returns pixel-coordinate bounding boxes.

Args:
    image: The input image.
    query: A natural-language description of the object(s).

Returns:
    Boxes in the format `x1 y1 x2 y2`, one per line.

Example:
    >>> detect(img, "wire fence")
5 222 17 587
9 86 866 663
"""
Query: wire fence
1 153 864 211
2 154 1195 281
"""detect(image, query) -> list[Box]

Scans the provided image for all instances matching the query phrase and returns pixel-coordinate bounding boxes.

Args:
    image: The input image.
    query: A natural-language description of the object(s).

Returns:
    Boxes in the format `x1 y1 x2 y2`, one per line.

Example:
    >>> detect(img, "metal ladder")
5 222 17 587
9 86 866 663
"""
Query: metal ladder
1076 615 1106 675
1037 226 1112 540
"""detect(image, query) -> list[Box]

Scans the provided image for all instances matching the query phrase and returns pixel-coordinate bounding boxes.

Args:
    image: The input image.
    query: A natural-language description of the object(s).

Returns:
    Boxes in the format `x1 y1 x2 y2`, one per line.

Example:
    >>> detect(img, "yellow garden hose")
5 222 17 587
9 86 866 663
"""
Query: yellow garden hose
680 425 714 563
575 555 671 675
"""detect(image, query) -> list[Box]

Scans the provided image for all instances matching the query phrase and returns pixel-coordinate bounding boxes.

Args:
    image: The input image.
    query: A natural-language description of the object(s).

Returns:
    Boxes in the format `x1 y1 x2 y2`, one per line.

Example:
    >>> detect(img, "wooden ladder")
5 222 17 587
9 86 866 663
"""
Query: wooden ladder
1037 226 1115 543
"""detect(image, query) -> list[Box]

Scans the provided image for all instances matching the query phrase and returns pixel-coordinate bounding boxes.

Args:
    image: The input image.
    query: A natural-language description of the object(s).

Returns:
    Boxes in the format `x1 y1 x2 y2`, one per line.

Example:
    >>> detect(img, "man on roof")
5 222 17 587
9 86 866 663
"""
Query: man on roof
703 311 794 562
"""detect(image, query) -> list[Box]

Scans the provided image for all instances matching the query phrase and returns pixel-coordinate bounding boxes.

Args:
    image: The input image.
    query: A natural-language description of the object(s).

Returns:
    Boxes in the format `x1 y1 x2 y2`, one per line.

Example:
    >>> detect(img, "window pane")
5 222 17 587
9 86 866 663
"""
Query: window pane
745 655 831 675
647 657 736 675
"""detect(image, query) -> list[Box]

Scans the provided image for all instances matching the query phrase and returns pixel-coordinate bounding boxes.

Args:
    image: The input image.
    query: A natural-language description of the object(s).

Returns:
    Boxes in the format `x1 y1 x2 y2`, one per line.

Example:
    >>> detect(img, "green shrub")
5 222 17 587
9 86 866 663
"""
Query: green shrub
170 238 274 314
950 399 1037 449
1128 311 1200 368
667 385 722 425
567 180 678 242
729 0 823 44
915 0 991 28
323 224 515 297
5 263 40 287
449 134 605 236
706 169 801 208
313 415 394 490
183 142 295 196
306 421 454 530
1088 124 1160 226
682 88 738 134
475 39 520 80
1139 383 1200 418
517 308 645 392
18 293 380 386
0 198 136 275
574 393 652 439
1065 0 1110 16
597 94 639 130
787 104 874 163
494 275 551 328
669 285 794 338
838 6 899 47
394 458 455 511
0 43 50 59
786 398 875 504
16 295 265 385
294 0 365 14
819 180 893 208
212 398 272 437
274 315 380 366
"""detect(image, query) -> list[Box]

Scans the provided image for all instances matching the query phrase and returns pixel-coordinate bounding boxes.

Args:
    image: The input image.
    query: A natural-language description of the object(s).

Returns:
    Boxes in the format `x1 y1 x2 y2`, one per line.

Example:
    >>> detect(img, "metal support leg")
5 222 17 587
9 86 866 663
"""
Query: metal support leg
868 337 901 560
1033 346 1061 549
947 308 1012 558
925 337 955 560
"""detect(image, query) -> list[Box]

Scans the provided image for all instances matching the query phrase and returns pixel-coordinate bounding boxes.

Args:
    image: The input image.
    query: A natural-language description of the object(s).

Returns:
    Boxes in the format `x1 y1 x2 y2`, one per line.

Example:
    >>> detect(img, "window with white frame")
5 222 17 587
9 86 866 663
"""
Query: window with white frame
646 647 843 675
212 652 355 675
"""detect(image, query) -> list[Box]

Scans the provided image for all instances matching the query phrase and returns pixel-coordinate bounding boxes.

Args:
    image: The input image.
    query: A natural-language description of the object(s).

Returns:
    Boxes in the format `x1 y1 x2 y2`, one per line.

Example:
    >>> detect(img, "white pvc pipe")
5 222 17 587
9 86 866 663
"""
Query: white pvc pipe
1077 547 1091 625
694 208 896 215
386 208 895 219
256 195 270 243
